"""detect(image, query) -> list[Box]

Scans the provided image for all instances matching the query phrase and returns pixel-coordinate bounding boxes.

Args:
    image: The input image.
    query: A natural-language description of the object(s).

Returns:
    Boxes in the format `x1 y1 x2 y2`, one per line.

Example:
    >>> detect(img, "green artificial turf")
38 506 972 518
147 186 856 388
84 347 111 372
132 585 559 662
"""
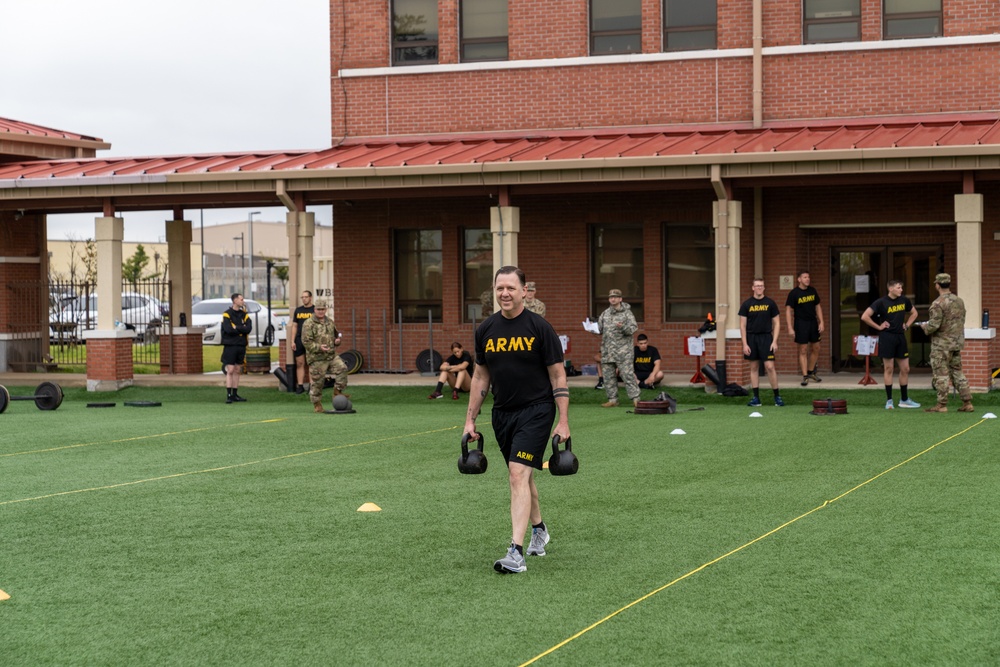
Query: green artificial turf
2 385 998 666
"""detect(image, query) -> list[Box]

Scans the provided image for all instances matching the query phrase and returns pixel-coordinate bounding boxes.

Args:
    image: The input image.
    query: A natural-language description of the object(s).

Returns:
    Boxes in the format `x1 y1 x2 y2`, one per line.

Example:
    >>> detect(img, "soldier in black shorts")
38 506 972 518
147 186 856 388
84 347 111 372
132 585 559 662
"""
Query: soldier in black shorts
464 266 570 575
861 279 921 409
784 270 825 386
290 291 315 394
738 277 783 407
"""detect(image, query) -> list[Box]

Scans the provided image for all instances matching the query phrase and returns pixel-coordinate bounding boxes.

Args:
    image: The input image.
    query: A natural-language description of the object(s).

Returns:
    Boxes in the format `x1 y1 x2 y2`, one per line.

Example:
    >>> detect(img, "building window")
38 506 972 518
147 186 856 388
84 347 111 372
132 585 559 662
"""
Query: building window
884 0 942 39
461 0 508 62
663 0 717 51
394 229 442 322
663 221 715 321
463 228 493 321
591 0 642 55
803 0 861 44
591 226 644 321
392 0 439 65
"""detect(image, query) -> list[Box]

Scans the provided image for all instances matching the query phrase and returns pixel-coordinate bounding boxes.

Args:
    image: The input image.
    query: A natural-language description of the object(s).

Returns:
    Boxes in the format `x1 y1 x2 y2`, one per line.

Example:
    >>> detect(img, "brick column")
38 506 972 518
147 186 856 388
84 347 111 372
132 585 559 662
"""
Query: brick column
85 216 133 391
962 330 996 393
86 333 134 391
158 330 205 374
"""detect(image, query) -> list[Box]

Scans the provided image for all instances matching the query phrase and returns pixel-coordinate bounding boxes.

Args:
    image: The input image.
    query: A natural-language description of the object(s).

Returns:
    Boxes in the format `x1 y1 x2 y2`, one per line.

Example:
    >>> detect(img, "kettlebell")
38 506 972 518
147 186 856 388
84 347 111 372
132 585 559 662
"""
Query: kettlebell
548 434 579 476
458 431 488 475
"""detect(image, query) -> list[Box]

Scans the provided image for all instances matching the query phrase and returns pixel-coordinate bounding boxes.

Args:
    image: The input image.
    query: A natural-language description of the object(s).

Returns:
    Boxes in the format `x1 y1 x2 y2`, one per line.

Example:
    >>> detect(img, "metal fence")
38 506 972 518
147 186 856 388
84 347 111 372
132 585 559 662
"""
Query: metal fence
5 279 171 371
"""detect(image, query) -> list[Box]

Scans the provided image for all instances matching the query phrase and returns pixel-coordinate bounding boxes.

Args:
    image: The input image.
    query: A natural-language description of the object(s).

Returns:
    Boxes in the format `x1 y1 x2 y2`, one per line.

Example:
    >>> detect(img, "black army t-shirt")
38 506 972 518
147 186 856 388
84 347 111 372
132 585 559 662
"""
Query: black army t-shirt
475 309 563 411
785 286 820 322
868 295 913 334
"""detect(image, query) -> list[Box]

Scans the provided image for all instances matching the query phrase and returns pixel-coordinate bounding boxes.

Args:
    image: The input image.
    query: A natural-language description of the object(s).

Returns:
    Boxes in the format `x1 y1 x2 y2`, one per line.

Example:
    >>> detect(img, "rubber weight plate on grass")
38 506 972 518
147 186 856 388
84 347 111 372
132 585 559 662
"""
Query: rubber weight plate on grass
124 401 162 407
810 398 848 415
87 402 117 408
35 382 64 411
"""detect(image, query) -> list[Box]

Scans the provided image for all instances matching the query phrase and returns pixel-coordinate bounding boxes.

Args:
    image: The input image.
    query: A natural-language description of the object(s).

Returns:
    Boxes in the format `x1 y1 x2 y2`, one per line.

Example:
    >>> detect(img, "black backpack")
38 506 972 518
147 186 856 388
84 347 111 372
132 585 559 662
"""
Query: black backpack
721 383 748 397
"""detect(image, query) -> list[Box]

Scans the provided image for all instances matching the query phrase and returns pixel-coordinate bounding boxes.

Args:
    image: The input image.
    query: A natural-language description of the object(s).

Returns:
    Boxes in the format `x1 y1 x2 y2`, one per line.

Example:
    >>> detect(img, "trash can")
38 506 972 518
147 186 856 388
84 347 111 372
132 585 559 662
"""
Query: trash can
245 347 271 374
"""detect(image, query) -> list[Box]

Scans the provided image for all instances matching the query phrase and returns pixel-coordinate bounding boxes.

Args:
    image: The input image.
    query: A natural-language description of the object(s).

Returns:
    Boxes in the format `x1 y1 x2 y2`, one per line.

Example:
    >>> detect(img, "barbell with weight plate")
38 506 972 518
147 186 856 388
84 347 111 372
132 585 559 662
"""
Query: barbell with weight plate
0 382 64 414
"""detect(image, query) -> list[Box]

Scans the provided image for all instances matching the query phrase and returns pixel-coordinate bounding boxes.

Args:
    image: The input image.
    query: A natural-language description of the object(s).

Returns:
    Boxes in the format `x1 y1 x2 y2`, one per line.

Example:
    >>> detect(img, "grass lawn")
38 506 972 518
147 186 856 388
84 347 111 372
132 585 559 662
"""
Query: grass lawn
2 385 998 665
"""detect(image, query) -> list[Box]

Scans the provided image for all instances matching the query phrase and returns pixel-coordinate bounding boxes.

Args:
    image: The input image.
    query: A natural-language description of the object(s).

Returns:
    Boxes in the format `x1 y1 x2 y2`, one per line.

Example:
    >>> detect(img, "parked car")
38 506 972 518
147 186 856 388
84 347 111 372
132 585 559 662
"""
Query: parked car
50 291 164 342
192 298 274 346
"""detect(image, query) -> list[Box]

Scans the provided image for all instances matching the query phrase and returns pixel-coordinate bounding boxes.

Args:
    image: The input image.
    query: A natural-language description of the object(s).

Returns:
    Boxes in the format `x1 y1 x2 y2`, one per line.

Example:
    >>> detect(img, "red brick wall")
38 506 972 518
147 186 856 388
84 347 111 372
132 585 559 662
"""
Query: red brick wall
331 1 1000 139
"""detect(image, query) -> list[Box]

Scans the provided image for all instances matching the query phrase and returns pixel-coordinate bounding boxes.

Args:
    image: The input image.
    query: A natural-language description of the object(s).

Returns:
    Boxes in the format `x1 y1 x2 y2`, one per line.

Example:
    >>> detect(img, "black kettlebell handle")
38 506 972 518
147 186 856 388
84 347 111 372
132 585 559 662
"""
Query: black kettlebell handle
461 431 485 458
551 434 572 452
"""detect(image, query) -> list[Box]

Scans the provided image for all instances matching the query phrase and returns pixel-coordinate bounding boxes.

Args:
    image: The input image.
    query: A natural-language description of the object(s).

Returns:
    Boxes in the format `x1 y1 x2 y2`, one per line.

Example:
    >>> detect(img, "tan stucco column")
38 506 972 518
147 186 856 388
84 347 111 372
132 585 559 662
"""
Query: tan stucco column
489 206 519 310
166 219 193 326
711 200 742 342
95 216 124 331
955 194 983 329
293 211 315 296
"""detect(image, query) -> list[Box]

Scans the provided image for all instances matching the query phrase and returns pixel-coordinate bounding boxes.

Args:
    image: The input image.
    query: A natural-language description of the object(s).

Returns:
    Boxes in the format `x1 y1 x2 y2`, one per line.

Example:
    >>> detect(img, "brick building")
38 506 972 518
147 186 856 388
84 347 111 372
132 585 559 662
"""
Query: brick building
1 1 998 389
322 0 999 388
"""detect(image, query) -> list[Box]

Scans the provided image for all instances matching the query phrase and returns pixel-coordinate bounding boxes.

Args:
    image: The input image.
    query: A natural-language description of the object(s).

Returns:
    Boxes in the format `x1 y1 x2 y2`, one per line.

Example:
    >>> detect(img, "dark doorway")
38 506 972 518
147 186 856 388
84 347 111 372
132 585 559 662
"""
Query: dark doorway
830 245 942 371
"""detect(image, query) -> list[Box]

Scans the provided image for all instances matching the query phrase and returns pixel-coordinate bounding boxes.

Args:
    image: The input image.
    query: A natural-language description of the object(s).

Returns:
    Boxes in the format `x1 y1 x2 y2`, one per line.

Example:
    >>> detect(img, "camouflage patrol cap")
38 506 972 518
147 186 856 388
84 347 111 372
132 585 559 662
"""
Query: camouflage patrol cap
608 289 623 298
525 282 537 291
314 298 328 308
934 273 951 285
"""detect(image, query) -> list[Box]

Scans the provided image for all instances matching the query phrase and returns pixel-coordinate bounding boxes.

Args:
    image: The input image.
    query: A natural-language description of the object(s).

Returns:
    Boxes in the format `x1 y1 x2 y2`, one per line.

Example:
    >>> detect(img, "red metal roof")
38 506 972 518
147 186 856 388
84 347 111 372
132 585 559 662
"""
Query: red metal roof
1 116 998 182
0 116 106 143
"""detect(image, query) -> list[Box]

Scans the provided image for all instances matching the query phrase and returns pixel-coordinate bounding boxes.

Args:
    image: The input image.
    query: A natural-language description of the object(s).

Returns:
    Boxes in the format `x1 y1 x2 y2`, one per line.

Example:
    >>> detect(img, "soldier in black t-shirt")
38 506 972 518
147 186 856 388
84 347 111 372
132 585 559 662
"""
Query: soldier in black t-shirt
428 341 473 400
738 278 783 407
290 291 315 394
633 333 663 389
784 270 825 386
861 279 921 409
465 266 570 575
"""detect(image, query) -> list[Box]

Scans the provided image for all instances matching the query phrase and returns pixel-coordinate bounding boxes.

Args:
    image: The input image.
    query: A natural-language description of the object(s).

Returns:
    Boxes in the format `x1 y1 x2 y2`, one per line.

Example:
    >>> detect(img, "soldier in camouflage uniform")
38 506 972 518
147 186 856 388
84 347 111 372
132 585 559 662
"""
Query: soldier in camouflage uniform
301 298 349 413
480 289 494 317
918 273 974 413
593 288 640 407
524 281 546 317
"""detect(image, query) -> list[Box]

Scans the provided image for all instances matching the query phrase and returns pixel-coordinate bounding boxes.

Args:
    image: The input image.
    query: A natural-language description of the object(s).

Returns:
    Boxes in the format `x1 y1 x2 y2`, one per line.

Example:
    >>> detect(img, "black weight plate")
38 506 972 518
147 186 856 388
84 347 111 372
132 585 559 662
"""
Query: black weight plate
415 349 443 373
124 401 162 407
87 402 117 408
35 382 64 411
339 349 362 375
0 385 9 414
323 409 357 414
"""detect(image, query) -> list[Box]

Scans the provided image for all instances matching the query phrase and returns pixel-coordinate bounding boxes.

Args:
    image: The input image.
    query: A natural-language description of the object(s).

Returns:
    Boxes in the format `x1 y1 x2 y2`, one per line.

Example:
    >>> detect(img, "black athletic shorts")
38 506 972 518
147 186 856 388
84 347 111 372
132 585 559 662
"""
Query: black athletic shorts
878 332 909 359
492 401 556 471
221 345 247 370
793 320 821 345
744 333 775 362
293 340 306 358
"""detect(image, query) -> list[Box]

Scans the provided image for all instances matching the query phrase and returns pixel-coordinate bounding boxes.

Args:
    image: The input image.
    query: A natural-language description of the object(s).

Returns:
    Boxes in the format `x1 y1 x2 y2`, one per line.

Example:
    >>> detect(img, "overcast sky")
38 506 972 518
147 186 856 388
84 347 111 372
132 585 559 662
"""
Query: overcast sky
2 0 332 242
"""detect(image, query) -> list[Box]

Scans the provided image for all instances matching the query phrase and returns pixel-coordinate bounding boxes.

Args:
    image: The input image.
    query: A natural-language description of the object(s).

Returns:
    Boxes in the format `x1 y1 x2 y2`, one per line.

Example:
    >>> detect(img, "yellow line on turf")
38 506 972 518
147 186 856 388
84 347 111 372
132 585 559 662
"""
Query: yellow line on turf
518 419 988 667
0 419 287 458
0 425 458 507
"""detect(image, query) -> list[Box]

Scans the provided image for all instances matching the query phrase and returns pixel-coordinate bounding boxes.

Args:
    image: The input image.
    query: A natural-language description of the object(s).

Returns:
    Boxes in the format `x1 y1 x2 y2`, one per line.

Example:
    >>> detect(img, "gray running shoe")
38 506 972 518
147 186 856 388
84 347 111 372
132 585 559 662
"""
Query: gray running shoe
526 525 550 556
493 546 527 574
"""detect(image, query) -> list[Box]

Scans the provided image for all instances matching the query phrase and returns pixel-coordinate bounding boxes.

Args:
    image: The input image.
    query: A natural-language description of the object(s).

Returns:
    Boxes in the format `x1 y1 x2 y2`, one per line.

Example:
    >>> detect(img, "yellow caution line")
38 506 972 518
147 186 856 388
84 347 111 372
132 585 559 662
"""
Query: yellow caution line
0 419 287 458
0 425 459 507
519 419 988 667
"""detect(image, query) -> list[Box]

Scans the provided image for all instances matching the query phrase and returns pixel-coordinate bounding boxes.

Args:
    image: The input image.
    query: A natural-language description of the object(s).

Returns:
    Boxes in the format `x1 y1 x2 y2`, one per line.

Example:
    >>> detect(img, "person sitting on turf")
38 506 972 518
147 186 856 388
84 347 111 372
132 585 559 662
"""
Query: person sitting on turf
633 333 664 389
429 342 473 400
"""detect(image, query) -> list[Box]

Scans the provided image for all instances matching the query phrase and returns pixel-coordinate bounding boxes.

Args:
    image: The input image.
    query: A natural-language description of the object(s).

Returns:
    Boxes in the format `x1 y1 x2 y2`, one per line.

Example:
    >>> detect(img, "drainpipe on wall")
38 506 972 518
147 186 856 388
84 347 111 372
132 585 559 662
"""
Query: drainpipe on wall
753 0 763 128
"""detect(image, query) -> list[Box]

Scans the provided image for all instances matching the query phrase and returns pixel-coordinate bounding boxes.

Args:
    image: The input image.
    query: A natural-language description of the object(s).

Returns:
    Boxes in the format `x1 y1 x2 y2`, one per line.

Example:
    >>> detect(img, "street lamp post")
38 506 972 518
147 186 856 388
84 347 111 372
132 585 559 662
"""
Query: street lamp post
233 233 245 295
248 211 260 297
